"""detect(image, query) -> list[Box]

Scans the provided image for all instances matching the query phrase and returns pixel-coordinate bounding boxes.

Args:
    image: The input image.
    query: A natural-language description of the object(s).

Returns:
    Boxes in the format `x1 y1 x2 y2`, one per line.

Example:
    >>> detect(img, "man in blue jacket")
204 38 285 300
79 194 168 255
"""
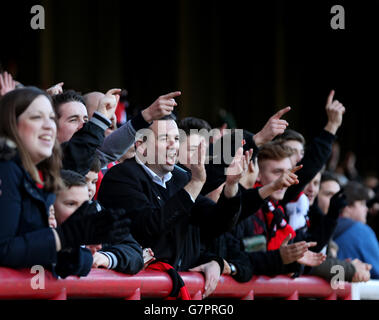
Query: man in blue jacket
333 181 379 279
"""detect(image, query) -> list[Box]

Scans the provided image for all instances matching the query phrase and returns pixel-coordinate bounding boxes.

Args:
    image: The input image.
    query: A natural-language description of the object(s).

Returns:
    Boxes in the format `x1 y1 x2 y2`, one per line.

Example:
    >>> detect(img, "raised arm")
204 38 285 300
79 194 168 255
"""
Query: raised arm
253 106 291 147
97 91 182 165
62 88 120 174
282 90 346 203
0 71 16 97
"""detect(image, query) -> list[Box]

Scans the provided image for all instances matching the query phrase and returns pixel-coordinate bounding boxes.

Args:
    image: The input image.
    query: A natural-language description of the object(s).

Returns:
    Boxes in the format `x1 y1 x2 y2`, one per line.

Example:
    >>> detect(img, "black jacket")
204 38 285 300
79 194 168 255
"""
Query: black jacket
61 112 151 176
61 113 111 176
97 158 241 271
279 129 336 246
100 233 144 274
305 201 339 252
0 148 91 278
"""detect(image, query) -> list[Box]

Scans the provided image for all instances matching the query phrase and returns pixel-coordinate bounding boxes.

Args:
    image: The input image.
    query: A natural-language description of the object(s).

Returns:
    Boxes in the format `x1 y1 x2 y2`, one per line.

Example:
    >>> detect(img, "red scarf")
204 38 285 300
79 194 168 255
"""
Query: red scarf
265 200 296 250
115 101 127 125
254 182 296 251
94 161 119 200
36 170 44 189
146 261 191 300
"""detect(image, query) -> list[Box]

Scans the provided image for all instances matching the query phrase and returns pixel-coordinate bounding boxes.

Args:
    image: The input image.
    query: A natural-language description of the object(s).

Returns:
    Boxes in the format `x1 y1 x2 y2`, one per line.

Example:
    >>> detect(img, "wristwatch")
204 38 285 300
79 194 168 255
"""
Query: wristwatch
229 263 237 276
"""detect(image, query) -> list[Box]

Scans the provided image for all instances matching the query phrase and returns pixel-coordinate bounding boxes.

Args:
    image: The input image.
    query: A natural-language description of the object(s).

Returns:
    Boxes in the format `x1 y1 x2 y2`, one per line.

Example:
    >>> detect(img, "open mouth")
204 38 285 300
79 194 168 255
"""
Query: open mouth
39 134 54 146
39 135 52 142
166 151 177 165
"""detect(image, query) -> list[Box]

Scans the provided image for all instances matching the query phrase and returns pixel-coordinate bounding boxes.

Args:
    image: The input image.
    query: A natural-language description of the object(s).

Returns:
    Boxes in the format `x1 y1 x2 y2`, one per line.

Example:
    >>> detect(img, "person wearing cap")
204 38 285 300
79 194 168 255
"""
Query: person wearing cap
333 181 379 279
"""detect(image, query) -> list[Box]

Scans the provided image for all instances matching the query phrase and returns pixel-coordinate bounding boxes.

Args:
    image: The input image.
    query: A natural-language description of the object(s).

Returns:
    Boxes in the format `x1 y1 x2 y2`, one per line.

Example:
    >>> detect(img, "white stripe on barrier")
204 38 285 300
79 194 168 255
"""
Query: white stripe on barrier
352 280 379 300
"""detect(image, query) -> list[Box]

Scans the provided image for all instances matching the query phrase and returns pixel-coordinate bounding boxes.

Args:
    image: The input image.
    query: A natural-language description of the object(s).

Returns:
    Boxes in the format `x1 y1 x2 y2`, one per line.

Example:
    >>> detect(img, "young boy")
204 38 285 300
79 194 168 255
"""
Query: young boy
53 169 144 274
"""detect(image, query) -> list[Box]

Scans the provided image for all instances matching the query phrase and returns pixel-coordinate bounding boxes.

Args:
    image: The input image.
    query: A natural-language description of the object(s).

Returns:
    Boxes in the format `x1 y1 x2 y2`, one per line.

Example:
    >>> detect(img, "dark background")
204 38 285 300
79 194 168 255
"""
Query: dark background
1 0 378 176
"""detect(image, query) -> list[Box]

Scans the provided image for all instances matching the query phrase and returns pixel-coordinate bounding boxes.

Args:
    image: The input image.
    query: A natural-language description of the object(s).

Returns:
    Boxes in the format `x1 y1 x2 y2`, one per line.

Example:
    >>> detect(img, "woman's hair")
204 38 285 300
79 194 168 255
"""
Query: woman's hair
0 86 63 193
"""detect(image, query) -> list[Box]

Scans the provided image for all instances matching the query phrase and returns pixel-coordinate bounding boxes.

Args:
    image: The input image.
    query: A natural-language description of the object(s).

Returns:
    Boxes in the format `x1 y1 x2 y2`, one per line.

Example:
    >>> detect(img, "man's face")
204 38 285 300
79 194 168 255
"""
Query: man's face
54 185 89 225
344 200 368 224
178 133 205 169
304 172 321 205
57 101 89 143
282 140 304 166
317 180 341 213
144 120 180 176
258 157 293 201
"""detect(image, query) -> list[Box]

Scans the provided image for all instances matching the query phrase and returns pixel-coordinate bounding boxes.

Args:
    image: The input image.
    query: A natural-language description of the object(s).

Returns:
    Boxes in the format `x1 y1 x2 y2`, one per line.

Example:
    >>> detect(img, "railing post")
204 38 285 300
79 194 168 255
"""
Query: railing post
286 290 299 300
125 288 141 300
50 288 67 300
325 292 337 300
343 292 352 300
242 290 254 300
191 290 203 300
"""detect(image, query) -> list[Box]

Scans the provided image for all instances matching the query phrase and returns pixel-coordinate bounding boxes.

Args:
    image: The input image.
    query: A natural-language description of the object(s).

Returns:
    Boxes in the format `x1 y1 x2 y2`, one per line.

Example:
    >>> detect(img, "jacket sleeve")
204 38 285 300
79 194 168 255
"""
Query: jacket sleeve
224 232 253 283
0 162 57 268
190 189 242 241
282 129 336 204
307 203 338 252
100 234 144 275
356 225 379 279
238 187 266 221
244 249 300 277
308 257 356 282
54 247 93 279
62 112 110 176
97 112 151 164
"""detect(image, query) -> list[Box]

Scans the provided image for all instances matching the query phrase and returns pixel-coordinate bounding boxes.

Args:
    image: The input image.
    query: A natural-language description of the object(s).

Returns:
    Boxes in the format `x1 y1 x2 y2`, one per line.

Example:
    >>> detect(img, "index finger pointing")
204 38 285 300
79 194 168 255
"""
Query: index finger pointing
106 88 122 96
327 90 335 105
291 165 303 173
162 91 182 99
272 106 291 119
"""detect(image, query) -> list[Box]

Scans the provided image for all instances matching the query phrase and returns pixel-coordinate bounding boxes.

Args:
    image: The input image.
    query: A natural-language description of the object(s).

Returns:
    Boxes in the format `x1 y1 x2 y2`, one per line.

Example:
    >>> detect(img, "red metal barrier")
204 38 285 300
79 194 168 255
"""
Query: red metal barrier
64 269 143 300
0 267 352 300
0 267 66 300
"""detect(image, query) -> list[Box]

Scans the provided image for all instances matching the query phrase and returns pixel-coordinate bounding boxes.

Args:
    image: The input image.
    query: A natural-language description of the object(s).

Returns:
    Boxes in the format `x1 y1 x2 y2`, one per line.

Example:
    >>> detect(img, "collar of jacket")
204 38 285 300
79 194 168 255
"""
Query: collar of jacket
13 153 56 212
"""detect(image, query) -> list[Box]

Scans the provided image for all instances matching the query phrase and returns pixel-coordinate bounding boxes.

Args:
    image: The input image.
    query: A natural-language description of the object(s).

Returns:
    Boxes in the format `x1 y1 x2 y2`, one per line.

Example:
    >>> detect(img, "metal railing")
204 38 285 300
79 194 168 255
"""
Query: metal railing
0 267 353 300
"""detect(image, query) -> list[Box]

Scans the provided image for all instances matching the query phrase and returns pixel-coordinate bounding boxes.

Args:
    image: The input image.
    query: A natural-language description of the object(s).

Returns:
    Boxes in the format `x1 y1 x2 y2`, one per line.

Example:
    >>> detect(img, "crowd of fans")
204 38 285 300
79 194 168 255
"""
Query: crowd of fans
0 69 378 299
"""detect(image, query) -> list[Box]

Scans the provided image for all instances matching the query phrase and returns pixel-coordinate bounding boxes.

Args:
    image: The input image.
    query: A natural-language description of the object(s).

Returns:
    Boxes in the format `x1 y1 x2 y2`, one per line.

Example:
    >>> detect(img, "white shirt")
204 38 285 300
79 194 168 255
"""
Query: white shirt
135 155 195 202
135 156 172 189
